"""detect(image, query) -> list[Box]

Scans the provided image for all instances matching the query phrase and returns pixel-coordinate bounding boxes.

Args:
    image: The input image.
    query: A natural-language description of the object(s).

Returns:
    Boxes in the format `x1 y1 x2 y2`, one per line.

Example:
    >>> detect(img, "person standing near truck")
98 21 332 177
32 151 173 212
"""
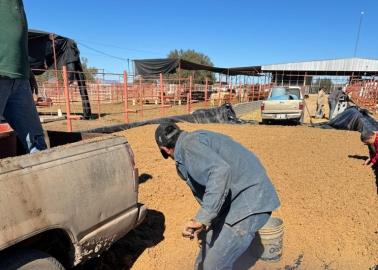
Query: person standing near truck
0 0 47 153
328 87 343 120
155 123 280 270
315 87 327 119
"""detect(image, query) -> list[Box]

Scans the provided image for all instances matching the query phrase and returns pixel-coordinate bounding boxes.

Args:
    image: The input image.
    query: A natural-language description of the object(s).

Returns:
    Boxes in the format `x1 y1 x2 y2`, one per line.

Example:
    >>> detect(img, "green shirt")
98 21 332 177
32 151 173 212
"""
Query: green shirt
0 0 30 79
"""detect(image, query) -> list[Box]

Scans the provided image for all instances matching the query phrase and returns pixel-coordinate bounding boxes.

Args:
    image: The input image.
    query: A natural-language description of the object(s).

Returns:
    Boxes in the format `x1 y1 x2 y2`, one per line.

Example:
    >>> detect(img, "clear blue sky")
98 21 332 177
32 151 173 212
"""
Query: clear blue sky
24 0 378 74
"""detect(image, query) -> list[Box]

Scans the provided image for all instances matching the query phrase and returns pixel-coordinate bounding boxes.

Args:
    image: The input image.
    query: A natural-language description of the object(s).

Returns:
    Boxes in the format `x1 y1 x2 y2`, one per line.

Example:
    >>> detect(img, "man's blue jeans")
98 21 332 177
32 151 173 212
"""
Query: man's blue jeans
195 212 271 270
0 79 47 153
328 100 336 120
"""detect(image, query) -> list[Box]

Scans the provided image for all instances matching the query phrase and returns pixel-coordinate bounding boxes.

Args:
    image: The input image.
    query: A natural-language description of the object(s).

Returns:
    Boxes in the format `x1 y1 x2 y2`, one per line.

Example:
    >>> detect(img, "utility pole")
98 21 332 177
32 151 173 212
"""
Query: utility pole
353 11 364 57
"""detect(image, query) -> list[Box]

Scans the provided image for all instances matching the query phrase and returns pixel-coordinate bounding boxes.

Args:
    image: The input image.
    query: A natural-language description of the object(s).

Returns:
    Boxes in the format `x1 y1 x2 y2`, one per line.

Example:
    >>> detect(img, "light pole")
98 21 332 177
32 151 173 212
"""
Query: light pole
353 11 364 57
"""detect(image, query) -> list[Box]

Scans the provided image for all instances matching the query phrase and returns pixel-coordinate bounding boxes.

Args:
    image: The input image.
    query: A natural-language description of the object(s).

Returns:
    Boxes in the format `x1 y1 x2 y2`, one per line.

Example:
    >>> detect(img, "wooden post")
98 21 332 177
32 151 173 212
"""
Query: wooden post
62 66 72 132
123 71 129 123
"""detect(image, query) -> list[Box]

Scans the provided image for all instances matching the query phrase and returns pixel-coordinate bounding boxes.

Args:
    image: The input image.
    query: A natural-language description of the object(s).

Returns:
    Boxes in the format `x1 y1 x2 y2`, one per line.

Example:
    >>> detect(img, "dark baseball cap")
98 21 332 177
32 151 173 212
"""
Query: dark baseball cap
155 122 181 159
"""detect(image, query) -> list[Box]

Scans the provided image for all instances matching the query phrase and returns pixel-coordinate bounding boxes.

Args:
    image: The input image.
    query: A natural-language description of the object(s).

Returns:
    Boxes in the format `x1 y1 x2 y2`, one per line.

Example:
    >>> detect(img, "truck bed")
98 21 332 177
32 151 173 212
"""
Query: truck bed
0 131 146 266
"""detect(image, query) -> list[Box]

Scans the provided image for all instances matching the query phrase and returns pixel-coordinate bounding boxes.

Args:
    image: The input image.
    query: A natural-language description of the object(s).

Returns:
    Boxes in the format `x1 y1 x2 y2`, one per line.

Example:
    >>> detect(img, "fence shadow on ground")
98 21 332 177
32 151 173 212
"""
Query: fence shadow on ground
74 209 165 270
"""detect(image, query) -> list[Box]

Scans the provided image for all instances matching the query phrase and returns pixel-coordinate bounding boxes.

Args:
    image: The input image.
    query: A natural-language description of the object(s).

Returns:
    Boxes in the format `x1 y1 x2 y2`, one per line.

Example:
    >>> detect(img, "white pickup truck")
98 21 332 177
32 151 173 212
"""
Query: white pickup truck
0 129 146 270
261 86 304 124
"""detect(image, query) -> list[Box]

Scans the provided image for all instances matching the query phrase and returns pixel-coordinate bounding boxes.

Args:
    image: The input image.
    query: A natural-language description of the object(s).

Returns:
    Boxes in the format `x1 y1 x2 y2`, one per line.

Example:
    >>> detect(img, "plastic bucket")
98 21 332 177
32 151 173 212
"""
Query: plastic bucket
258 216 284 262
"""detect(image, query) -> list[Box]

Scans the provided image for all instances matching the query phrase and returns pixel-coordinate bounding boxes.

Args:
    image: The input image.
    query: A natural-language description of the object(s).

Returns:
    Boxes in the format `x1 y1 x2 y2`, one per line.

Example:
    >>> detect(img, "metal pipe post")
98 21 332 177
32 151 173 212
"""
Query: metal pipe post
188 75 192 113
123 71 129 123
51 34 60 105
205 77 208 107
160 73 165 116
139 77 144 120
97 84 101 119
229 79 233 104
62 66 72 132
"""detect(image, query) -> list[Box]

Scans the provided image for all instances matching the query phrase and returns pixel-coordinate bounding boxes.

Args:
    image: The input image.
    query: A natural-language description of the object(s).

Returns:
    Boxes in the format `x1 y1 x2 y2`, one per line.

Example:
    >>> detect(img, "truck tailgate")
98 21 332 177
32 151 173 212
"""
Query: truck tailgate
263 100 301 112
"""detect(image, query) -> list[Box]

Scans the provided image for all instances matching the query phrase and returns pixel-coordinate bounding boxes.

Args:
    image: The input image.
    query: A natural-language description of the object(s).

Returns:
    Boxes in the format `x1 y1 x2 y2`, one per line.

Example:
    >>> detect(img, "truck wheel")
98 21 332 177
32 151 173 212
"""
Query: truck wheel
0 249 65 270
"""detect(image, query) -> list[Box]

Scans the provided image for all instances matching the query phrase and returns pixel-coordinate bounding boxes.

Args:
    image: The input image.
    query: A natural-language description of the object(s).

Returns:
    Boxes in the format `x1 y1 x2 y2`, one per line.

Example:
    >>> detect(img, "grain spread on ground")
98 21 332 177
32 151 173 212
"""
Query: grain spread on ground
77 123 377 270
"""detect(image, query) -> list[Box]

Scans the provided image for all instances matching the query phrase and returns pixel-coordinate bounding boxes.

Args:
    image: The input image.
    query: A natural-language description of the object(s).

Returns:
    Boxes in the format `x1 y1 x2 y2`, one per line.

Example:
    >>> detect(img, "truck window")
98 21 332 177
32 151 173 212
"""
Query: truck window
286 89 300 99
270 87 286 97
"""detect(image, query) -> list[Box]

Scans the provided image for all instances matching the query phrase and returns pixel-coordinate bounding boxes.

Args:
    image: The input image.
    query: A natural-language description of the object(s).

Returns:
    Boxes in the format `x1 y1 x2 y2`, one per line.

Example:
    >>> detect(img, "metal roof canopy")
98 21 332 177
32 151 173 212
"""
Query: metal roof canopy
261 58 378 76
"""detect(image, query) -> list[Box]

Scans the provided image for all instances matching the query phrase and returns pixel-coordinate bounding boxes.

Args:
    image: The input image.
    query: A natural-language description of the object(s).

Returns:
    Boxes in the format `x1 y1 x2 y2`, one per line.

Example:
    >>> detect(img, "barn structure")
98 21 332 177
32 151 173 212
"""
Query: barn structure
259 57 378 89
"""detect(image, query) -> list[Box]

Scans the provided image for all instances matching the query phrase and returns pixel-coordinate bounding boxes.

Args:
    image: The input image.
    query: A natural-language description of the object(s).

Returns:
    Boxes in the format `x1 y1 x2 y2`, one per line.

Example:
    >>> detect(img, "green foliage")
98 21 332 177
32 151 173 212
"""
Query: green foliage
35 57 98 83
167 49 215 83
80 57 98 82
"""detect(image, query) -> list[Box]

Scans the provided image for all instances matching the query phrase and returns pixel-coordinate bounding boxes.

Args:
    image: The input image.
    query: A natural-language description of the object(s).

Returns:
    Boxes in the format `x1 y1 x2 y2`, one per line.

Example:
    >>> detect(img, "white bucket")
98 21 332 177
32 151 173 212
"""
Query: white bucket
258 216 284 262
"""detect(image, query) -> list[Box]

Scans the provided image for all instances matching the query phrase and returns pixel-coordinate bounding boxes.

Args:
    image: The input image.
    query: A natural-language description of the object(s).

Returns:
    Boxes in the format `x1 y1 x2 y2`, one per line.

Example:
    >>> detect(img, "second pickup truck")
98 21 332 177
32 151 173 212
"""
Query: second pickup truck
261 86 304 124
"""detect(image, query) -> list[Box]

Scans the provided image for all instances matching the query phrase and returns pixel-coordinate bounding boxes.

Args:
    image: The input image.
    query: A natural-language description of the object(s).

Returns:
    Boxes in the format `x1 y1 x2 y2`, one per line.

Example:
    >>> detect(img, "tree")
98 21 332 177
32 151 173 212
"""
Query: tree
80 57 98 82
35 57 98 83
167 49 215 83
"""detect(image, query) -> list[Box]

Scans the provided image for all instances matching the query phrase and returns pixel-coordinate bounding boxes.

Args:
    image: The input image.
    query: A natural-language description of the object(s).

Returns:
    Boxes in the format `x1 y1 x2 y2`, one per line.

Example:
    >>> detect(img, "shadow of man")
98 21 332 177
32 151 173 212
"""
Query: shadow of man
348 154 369 161
348 154 378 194
75 209 165 270
233 232 265 270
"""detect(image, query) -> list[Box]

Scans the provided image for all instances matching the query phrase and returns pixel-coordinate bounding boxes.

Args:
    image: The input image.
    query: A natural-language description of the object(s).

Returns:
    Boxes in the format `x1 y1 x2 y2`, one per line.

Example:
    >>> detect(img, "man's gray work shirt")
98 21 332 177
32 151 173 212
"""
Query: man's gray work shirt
174 130 280 226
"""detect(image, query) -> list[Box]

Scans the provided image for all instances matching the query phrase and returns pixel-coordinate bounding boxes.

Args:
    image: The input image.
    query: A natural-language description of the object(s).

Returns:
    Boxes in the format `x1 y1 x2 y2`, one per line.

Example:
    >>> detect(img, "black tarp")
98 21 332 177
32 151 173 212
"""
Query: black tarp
134 58 261 77
28 30 92 119
319 106 378 132
84 103 257 134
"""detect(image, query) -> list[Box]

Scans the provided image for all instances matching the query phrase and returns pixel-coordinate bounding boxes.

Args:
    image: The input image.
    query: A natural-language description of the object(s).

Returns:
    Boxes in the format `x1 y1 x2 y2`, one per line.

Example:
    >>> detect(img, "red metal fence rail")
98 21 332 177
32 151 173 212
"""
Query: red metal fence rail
33 68 378 132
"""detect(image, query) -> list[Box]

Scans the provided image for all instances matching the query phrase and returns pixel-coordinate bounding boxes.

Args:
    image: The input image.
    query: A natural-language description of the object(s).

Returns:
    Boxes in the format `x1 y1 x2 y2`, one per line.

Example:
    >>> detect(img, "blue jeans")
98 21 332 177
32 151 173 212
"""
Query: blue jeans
0 79 47 153
315 104 324 118
195 212 271 270
328 100 336 120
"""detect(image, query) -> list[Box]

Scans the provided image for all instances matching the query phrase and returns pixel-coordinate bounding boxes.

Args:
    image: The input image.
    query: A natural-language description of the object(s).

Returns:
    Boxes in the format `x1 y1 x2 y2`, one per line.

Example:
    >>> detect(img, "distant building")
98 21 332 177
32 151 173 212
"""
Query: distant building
258 57 378 86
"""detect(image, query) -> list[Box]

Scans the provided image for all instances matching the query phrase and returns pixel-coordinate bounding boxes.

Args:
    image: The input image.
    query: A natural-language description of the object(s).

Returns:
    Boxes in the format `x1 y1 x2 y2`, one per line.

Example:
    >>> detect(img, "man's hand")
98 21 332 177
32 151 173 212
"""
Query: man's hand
364 158 371 166
182 219 204 240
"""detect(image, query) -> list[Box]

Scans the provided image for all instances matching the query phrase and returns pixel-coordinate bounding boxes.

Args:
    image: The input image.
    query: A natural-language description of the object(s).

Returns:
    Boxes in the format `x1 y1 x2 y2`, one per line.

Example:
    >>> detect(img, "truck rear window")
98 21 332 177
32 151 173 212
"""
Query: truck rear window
269 88 300 100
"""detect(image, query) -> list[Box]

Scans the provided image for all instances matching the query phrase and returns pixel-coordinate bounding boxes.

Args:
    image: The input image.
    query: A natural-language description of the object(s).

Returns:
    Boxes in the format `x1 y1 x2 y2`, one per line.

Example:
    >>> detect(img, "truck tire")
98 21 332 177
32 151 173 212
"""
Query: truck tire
0 249 65 270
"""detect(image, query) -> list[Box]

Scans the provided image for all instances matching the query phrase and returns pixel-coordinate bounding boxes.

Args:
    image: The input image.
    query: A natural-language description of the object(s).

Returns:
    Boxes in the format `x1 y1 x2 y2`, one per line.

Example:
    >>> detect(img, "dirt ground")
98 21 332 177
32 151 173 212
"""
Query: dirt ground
44 96 377 269
75 123 377 270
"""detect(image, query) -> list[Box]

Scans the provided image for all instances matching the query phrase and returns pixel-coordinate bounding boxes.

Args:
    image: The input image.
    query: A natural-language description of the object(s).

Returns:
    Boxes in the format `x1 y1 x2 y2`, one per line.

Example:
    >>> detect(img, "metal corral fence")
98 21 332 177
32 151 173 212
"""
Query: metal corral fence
33 68 378 131
264 71 378 111
33 67 273 131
